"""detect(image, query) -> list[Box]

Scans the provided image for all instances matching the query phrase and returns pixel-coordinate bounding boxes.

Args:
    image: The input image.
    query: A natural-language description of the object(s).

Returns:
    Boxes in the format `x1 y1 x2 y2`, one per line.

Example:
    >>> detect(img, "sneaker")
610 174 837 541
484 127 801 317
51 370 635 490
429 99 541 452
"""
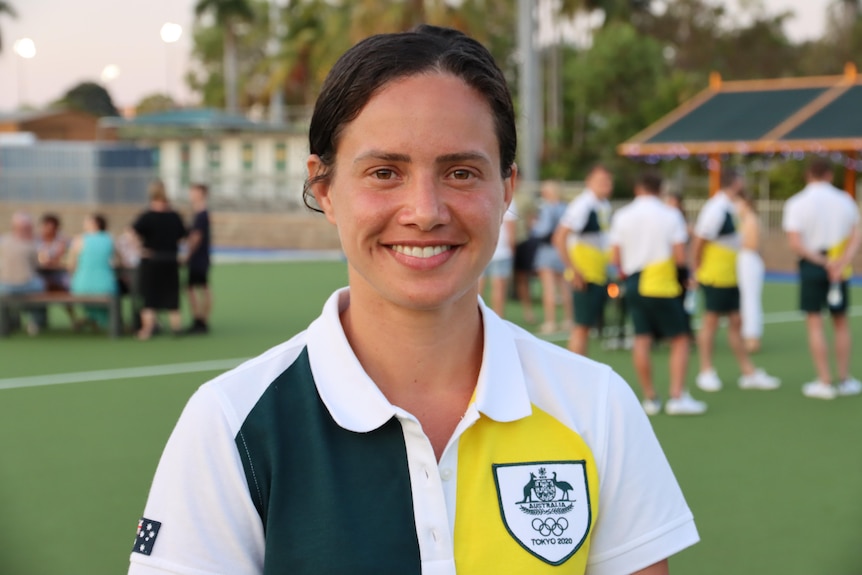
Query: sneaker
738 368 781 390
696 369 722 392
837 377 862 396
802 381 838 400
642 397 662 416
665 391 707 415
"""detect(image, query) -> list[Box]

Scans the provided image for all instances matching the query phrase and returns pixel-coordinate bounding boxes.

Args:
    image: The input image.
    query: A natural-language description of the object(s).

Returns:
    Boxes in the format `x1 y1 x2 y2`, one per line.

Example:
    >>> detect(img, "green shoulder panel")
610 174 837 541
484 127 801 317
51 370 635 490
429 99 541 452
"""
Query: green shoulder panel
580 210 601 234
235 347 421 575
718 211 736 237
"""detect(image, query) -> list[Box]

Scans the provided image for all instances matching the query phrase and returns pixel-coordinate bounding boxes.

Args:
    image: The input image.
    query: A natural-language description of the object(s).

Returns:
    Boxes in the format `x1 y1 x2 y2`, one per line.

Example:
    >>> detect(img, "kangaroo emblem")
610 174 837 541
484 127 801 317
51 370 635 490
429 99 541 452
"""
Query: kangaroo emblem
519 472 537 503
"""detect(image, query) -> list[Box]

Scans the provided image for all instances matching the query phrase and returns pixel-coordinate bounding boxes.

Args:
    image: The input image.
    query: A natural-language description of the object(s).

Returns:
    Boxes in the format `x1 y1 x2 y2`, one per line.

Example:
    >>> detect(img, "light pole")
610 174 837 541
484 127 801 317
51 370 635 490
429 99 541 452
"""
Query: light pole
160 22 183 102
13 37 36 109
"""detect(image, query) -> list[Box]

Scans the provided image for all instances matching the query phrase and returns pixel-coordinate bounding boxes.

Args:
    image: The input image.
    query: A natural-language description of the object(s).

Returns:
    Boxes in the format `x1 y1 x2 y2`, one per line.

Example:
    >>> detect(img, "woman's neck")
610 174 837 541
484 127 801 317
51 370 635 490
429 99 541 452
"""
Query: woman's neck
340 285 483 459
340 285 483 410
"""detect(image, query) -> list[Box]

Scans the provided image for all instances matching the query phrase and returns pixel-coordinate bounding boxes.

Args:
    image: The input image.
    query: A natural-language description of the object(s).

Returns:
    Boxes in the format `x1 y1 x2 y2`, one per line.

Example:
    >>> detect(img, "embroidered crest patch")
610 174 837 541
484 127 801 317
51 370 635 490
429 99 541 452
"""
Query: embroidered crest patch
132 517 162 556
492 461 591 565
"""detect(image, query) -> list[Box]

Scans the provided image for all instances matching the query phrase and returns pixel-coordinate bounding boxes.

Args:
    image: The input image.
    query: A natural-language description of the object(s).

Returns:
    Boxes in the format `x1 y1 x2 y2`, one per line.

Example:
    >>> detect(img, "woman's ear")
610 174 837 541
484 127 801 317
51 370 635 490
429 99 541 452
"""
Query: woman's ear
503 163 518 212
307 155 336 225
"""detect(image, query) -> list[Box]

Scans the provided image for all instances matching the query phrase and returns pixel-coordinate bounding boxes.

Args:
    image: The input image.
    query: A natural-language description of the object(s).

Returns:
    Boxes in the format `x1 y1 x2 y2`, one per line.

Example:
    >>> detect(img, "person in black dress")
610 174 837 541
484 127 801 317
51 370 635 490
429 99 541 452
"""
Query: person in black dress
133 180 187 339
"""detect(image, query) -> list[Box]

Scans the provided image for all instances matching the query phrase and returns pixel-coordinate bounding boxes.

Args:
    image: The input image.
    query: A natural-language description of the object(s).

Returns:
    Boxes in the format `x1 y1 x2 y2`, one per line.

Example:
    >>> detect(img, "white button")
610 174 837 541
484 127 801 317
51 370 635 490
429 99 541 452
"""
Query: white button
440 468 453 481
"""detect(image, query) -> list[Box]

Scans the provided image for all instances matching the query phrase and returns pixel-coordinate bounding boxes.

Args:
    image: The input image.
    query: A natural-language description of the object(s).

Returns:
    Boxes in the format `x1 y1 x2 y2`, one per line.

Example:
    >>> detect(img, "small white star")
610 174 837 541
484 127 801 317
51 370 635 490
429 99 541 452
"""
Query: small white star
145 537 150 542
139 544 145 552
147 523 153 530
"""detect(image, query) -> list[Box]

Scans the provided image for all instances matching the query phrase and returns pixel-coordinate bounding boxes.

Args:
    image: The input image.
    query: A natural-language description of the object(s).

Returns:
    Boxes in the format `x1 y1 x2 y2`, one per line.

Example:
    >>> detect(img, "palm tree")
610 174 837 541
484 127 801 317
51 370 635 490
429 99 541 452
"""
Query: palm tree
0 0 18 54
194 0 255 114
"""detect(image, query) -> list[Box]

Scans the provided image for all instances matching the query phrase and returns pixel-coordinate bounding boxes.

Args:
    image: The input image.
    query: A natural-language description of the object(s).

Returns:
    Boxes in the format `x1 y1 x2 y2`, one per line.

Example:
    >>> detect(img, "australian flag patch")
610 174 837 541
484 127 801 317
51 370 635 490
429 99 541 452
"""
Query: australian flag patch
132 518 161 555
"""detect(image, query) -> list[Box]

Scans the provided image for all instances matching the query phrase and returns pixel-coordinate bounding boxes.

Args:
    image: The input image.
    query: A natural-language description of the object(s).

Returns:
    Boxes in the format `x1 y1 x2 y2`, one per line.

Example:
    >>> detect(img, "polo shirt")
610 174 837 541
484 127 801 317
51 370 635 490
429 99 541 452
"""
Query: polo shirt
129 288 698 575
694 191 740 287
559 190 611 284
609 195 688 297
783 182 860 278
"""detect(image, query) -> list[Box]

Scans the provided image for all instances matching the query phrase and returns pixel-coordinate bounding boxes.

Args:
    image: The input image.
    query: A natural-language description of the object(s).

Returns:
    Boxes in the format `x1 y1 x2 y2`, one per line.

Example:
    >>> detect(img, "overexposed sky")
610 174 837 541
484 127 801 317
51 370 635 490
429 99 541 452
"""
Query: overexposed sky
0 0 835 112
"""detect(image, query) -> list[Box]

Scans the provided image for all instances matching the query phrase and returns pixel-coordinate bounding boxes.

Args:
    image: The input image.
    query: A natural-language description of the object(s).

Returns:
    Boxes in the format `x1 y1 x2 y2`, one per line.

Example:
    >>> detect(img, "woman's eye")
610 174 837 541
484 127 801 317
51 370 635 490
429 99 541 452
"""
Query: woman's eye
373 169 395 180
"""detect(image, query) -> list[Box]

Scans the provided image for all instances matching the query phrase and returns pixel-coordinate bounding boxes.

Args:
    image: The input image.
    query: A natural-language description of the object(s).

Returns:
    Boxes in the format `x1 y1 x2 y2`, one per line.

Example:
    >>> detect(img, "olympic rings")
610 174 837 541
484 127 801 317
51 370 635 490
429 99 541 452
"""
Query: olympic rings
530 517 569 536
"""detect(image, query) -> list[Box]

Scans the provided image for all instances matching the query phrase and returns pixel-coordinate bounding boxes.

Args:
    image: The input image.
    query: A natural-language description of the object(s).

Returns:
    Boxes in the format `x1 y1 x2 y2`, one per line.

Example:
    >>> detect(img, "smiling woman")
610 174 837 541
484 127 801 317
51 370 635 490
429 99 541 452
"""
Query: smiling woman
129 25 699 575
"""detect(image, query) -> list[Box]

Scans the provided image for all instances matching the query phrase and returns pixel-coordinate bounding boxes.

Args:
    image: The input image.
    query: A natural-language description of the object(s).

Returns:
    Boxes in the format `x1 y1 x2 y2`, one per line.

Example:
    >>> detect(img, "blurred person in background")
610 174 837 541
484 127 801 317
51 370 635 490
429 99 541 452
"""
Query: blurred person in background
36 213 70 291
0 212 46 334
693 170 779 393
69 214 117 330
479 207 517 318
184 183 212 334
734 191 764 353
783 158 861 399
532 180 572 334
552 165 613 356
664 191 695 336
512 211 539 324
610 173 706 416
133 180 187 340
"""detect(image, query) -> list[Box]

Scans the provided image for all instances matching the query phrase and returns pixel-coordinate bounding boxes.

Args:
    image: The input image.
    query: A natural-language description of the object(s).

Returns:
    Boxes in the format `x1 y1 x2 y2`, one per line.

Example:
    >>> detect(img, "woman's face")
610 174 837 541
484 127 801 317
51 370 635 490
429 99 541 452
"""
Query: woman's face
309 72 516 312
83 217 97 233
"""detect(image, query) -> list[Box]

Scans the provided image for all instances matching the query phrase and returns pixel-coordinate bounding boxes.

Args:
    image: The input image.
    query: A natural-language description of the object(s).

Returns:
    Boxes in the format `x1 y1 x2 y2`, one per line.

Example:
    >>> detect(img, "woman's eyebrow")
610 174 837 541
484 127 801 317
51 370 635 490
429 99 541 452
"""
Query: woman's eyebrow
436 151 491 165
353 150 491 165
354 151 411 164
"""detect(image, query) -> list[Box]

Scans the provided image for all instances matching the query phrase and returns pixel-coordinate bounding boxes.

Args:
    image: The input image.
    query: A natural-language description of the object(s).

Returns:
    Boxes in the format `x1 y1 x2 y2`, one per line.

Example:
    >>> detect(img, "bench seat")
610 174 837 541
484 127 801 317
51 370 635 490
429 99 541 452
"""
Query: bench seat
0 292 123 338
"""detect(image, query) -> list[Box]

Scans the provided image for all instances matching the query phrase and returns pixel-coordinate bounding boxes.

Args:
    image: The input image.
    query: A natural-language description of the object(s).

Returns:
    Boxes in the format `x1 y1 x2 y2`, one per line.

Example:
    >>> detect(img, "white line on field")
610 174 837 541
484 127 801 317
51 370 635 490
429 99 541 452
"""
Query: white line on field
2 306 861 391
0 358 248 391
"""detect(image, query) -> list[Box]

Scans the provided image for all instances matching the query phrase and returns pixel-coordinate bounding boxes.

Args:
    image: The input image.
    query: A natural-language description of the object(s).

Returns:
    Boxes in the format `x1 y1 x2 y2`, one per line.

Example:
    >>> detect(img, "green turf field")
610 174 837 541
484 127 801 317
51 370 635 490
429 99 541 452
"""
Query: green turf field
1 260 860 575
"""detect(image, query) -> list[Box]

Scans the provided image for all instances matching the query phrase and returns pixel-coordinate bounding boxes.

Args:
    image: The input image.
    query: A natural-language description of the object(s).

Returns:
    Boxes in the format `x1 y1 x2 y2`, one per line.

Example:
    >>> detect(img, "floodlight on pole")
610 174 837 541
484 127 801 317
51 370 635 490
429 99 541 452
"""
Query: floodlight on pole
160 22 183 102
13 37 36 108
101 64 121 84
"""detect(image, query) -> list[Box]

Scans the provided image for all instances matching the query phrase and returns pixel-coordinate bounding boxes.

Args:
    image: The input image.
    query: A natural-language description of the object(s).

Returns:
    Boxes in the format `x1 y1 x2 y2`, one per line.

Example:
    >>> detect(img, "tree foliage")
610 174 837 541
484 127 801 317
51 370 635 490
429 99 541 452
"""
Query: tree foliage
183 0 862 192
55 81 119 117
0 0 17 54
135 93 177 116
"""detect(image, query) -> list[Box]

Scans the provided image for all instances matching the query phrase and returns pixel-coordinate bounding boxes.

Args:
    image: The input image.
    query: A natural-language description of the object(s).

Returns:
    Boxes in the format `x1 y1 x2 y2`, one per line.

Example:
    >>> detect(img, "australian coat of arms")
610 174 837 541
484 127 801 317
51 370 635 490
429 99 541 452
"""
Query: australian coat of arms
492 461 592 565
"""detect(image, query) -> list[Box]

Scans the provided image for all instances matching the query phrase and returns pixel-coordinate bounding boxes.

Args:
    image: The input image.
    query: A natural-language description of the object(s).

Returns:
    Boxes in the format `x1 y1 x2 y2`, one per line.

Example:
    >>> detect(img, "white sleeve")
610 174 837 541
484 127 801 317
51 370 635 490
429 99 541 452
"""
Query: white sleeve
586 373 699 575
560 196 589 233
128 386 265 575
693 199 722 240
782 196 802 233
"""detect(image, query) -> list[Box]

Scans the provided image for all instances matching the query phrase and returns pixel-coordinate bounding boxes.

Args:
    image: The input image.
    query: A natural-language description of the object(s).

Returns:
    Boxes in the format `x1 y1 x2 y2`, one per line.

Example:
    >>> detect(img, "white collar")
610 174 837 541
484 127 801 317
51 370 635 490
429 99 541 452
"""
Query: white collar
307 288 532 433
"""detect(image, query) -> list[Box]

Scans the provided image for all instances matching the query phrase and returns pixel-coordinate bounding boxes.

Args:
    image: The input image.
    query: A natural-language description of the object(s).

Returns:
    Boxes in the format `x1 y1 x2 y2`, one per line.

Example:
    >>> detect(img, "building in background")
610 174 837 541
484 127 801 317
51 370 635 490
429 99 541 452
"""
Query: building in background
0 109 114 142
99 108 309 210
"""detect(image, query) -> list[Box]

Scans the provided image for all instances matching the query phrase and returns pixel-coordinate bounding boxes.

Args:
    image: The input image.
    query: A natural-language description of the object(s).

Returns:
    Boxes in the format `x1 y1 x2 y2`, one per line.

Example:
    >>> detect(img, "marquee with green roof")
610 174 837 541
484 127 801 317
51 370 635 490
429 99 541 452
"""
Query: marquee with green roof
618 65 862 196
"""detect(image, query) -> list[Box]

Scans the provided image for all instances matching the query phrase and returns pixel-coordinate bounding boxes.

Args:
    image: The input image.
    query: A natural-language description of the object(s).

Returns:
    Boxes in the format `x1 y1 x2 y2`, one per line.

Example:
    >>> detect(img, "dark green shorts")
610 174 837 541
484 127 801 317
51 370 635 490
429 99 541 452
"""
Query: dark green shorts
701 285 740 314
799 260 850 314
625 275 689 337
573 282 608 327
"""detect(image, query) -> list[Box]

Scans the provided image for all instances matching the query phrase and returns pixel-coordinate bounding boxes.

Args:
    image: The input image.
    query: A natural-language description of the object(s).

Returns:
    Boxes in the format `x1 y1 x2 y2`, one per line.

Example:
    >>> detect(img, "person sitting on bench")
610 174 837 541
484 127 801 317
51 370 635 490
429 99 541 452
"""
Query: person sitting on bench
69 214 117 331
0 212 46 335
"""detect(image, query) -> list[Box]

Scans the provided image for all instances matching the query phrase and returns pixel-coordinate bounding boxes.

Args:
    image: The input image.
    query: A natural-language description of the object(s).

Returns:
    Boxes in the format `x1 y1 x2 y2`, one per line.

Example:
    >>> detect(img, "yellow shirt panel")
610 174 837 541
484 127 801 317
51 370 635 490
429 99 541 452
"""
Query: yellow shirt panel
569 243 608 285
454 405 599 574
697 243 738 287
639 258 682 298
